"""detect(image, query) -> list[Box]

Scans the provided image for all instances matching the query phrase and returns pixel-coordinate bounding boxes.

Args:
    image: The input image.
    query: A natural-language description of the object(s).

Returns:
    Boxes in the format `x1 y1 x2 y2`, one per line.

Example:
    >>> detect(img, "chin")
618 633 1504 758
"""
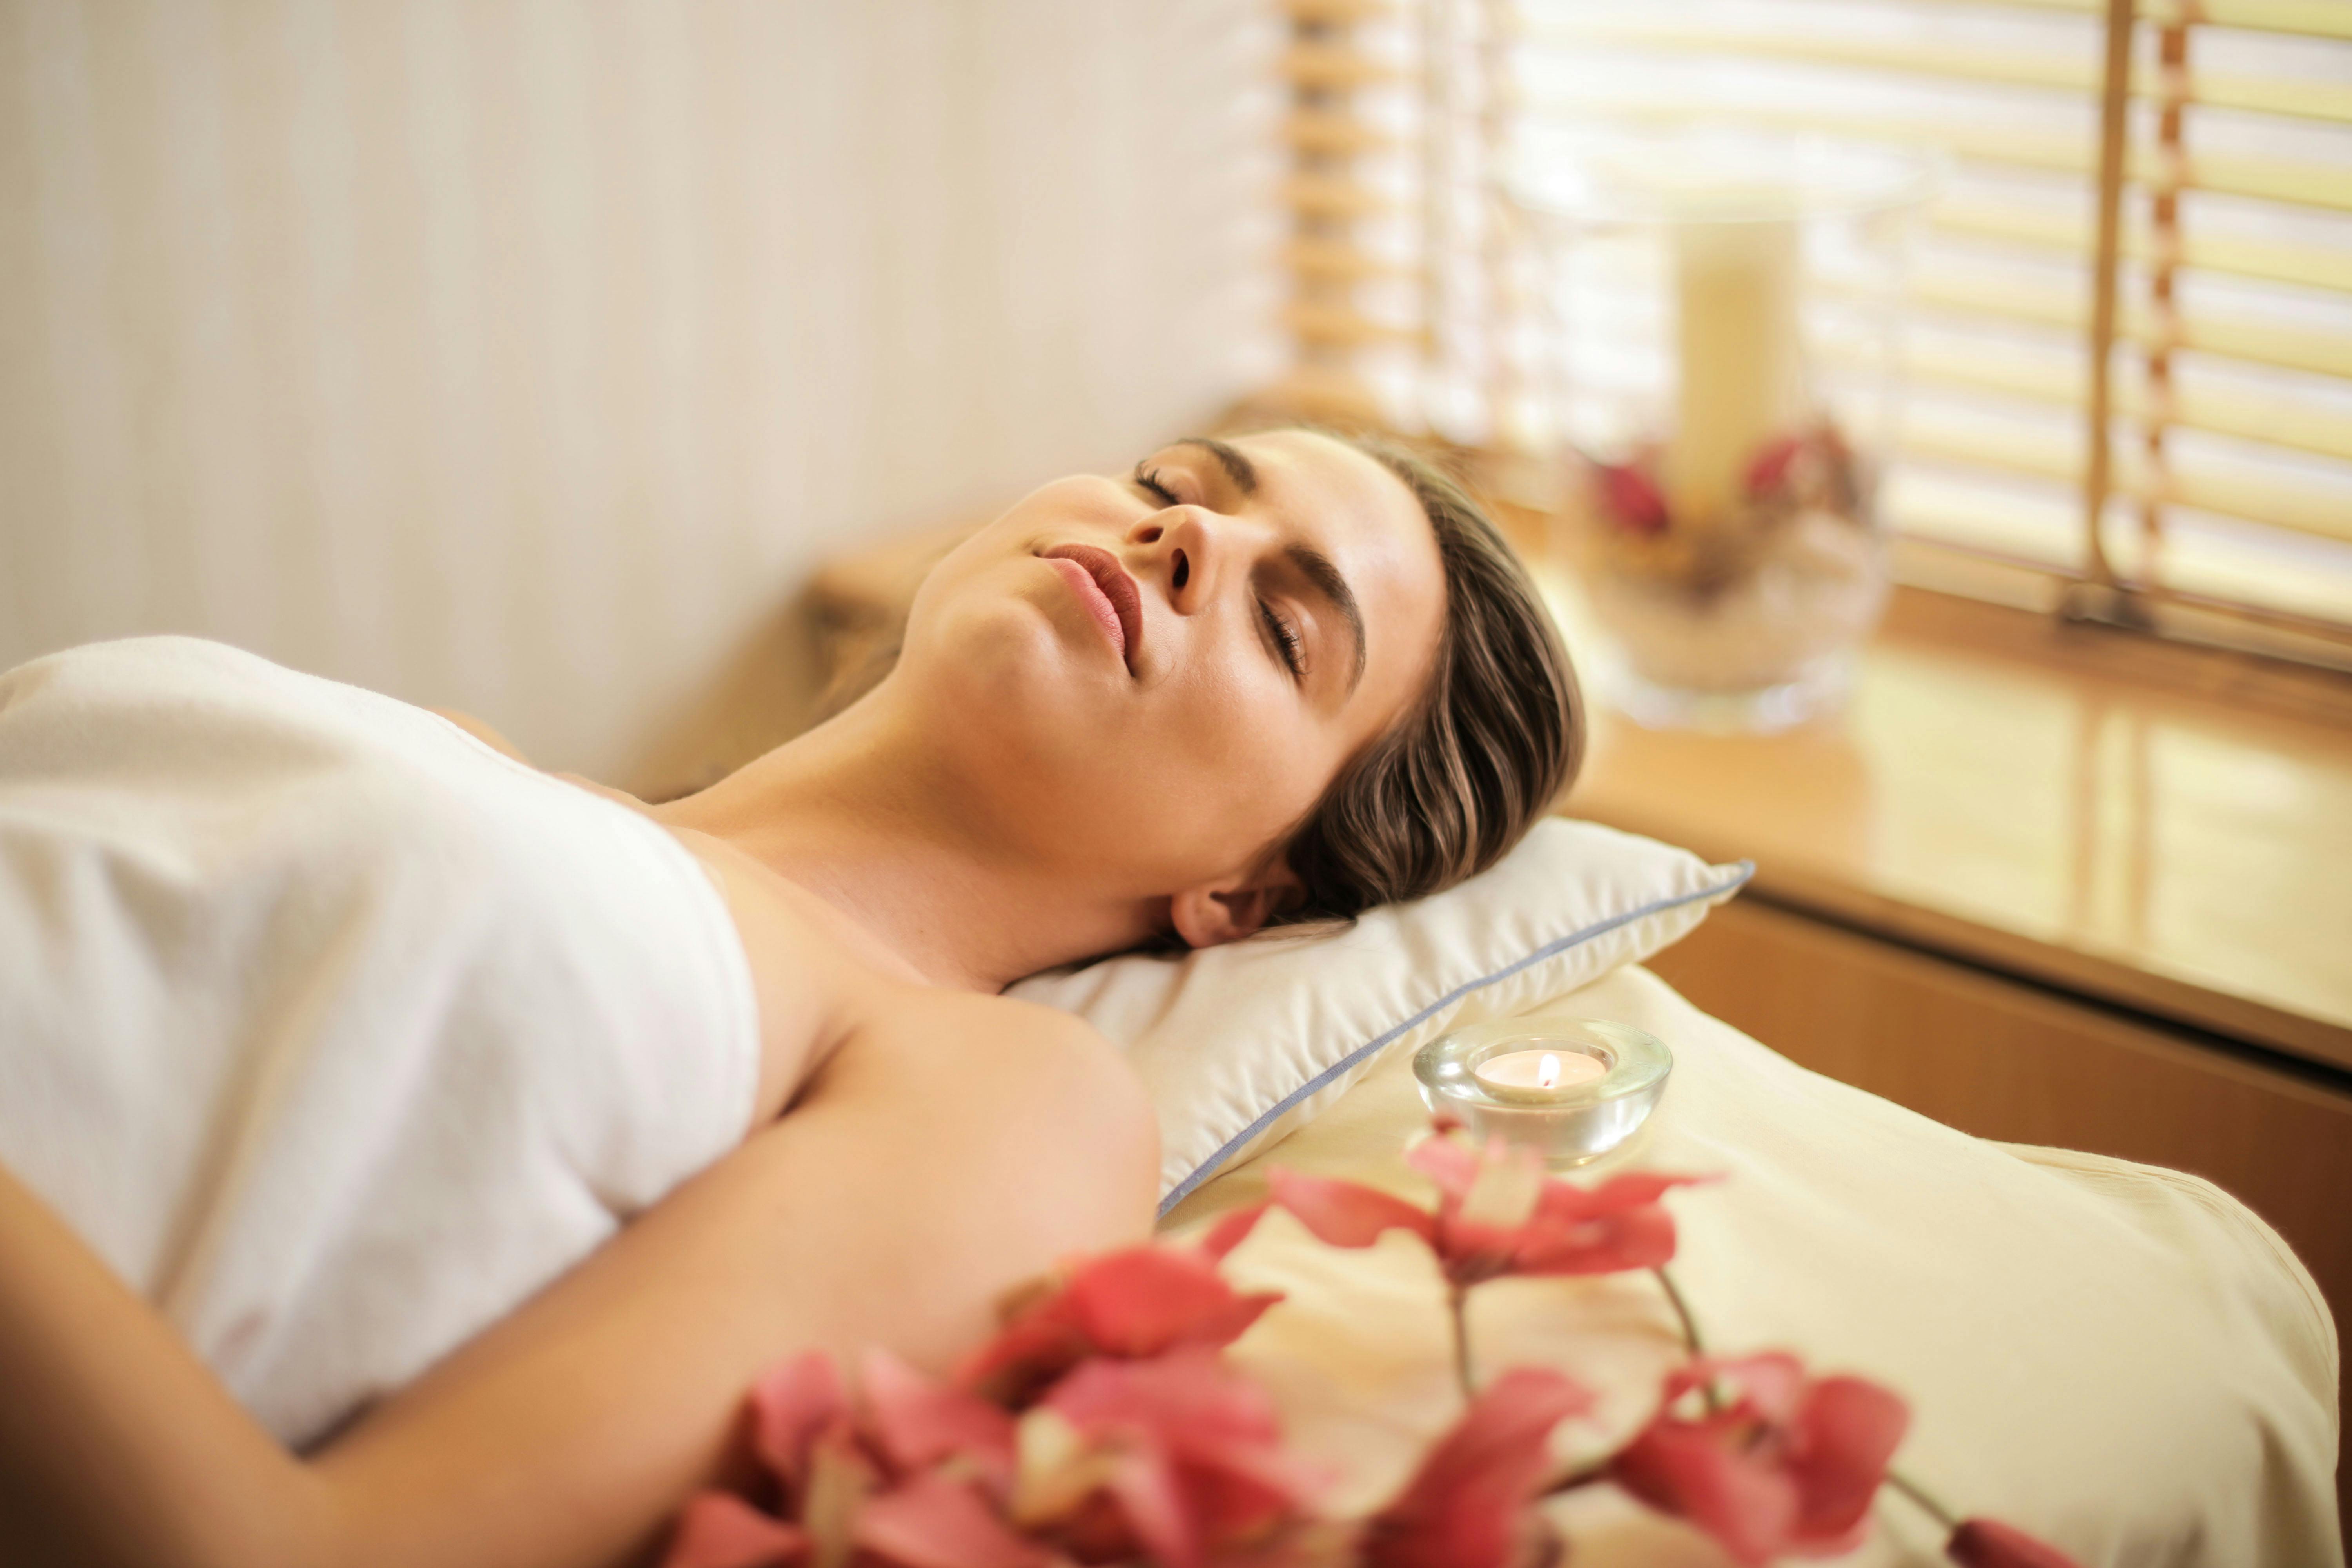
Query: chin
908 582 1124 773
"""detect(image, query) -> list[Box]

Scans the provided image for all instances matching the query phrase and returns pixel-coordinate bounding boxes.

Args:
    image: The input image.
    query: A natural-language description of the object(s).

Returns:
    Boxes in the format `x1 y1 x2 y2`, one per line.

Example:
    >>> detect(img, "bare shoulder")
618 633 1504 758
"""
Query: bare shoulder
833 989 1152 1140
809 987 1159 1216
898 986 1122 1053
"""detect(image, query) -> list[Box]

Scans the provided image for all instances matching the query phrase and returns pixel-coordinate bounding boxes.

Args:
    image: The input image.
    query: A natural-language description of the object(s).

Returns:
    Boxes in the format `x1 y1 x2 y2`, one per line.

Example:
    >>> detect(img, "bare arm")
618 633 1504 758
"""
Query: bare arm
0 996 1157 1568
0 1157 334 1566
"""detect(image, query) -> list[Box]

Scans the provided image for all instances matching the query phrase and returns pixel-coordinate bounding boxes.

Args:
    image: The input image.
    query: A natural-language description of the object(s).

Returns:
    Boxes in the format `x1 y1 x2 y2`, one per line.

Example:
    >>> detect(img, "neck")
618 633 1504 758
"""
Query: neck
652 690 1156 993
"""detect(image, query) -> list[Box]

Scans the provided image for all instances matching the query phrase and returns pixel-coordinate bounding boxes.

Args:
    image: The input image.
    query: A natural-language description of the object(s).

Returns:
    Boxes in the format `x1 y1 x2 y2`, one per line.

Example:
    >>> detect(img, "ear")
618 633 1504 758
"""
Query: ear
1168 861 1304 949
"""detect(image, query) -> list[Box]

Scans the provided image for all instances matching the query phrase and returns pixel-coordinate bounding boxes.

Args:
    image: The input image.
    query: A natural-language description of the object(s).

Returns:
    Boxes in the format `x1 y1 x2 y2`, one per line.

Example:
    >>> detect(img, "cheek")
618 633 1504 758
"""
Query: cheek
1143 659 1341 844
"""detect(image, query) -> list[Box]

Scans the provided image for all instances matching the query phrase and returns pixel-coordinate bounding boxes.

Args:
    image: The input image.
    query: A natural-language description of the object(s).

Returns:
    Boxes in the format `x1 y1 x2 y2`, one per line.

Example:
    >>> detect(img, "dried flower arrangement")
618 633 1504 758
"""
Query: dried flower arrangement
1570 424 1888 708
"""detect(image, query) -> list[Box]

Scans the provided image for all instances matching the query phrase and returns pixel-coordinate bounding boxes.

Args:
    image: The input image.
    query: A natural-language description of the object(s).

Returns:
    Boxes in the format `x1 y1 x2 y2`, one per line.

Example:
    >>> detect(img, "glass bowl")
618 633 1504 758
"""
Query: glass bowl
1412 1018 1672 1168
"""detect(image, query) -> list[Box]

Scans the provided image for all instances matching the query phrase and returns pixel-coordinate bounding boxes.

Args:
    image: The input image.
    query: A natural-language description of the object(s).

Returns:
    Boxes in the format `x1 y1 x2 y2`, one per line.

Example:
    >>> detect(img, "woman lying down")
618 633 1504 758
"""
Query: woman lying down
0 428 1580 1568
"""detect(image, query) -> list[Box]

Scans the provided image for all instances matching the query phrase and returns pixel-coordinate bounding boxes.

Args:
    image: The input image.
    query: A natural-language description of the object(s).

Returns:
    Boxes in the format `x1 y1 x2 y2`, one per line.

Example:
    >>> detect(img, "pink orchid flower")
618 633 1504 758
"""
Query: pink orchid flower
961 1226 1281 1407
1357 1366 1592 1568
1946 1517 2085 1568
855 1470 1056 1568
1013 1345 1325 1568
1609 1352 1909 1567
661 1492 809 1568
664 1348 1049 1568
1251 1125 1702 1288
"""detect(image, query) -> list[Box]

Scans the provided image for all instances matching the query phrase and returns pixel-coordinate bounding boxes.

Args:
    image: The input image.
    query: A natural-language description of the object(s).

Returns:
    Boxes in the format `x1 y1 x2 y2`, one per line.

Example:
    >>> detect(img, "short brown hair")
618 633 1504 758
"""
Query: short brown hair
1270 430 1583 926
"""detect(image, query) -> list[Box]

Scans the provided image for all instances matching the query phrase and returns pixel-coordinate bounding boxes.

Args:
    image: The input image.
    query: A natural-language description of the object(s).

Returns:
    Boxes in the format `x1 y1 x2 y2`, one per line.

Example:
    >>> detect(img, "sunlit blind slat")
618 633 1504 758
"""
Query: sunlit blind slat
1529 20 2352 124
1864 334 2352 463
1907 0 2352 43
1935 200 2352 294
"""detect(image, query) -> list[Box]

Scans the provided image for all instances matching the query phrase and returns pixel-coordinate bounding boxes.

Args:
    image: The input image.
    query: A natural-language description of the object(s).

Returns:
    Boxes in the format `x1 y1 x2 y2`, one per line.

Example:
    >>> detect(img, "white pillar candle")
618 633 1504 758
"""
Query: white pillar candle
1665 216 1806 530
1472 1048 1608 1104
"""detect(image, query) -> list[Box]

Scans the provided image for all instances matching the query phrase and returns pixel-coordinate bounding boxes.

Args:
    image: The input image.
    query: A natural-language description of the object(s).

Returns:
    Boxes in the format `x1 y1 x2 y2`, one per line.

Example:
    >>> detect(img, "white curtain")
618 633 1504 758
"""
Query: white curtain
0 0 1283 779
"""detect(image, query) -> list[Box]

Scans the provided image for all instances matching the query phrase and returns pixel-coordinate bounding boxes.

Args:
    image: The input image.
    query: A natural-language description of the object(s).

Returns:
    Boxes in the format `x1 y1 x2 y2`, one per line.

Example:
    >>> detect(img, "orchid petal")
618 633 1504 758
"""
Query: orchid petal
957 1297 1089 1407
1046 1349 1287 1456
855 1471 1054 1568
1723 1353 1810 1426
1527 1172 1710 1229
1504 1172 1708 1276
962 1244 1283 1406
1199 1201 1270 1262
1043 1350 1320 1563
1361 1366 1592 1568
1171 1450 1328 1547
860 1348 1018 1494
1268 1169 1436 1250
1452 1138 1544 1235
1661 1353 1807 1426
1616 1354 1906 1567
1509 1203 1678 1277
1788 1376 1910 1542
748 1352 848 1488
1435 1138 1545 1279
1103 1439 1202 1568
1067 1247 1281 1358
1401 1131 1483 1206
660 1492 809 1568
1612 1419 1801 1568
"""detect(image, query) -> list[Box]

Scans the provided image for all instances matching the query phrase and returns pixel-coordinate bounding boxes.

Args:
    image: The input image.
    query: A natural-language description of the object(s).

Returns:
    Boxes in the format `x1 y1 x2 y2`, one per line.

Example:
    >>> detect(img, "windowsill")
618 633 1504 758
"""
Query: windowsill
1559 584 2352 1075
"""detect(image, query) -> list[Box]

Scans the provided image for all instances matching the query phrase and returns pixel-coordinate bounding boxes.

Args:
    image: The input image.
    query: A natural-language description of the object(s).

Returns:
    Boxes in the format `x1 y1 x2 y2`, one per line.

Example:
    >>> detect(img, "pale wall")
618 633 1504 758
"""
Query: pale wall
0 0 1281 779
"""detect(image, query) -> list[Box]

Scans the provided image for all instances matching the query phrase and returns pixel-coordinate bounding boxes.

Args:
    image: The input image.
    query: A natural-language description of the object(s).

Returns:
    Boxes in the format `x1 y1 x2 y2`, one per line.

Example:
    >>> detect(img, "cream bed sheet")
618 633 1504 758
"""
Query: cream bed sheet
1161 964 2341 1567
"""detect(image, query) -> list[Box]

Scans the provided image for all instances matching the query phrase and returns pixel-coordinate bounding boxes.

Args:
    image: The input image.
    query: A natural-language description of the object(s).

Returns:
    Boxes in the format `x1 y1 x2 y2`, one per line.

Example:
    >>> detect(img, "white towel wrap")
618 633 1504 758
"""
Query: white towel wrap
0 637 760 1447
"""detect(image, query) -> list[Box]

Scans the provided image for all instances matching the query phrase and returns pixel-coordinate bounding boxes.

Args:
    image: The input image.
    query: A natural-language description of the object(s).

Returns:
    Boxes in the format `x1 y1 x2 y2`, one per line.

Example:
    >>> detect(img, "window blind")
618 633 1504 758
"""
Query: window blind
1265 0 2352 670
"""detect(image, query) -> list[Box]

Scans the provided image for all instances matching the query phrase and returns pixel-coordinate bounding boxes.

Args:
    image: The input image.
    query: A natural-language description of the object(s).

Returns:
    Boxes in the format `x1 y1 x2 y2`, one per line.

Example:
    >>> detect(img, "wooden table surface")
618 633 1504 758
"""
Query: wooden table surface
1556 584 2352 1074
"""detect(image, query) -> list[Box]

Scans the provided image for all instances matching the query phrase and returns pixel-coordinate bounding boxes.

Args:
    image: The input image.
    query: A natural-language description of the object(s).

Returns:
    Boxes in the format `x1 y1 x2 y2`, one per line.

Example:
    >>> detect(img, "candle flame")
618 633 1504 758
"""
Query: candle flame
1539 1052 1560 1089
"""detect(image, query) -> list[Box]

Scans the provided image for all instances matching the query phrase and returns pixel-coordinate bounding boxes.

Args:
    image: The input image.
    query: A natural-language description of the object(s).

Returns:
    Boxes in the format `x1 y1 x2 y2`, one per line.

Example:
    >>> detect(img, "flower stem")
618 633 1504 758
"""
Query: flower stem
1882 1467 1959 1531
1652 1265 1726 1414
1448 1284 1475 1402
1652 1266 1705 1356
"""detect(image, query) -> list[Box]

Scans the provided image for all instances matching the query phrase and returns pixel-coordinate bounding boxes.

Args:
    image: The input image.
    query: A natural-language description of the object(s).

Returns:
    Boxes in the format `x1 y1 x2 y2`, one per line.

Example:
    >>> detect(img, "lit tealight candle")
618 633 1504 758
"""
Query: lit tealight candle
1472 1048 1608 1105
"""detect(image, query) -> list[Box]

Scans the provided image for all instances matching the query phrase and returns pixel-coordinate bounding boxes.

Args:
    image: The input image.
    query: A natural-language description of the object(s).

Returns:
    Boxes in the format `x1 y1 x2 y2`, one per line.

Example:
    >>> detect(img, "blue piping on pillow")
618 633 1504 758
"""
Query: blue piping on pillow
1156 863 1755 1217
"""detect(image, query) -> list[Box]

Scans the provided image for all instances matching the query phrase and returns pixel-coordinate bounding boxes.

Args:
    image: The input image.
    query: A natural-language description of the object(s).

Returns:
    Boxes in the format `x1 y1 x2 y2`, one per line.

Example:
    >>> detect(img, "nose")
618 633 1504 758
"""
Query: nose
1127 505 1228 614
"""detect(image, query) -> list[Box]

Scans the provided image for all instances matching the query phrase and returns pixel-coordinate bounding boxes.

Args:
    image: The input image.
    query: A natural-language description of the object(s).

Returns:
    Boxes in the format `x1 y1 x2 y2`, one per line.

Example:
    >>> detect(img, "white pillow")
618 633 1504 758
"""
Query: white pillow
1008 818 1750 1212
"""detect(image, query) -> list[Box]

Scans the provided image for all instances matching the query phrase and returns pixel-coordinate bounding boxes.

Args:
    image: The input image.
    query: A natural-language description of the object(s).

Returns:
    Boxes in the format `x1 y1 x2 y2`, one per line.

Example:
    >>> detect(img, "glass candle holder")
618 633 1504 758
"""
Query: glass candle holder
1514 131 1935 732
1412 1018 1671 1169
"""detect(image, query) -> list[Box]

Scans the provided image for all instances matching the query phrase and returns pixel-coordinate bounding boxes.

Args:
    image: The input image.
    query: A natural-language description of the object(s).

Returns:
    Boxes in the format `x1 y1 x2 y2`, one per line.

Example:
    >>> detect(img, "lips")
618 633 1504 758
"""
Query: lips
1040 544 1143 675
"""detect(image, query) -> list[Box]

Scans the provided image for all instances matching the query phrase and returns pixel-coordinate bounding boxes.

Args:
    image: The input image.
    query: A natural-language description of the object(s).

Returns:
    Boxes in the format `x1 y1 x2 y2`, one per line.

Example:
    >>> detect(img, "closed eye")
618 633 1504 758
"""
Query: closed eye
1135 457 1303 682
1259 598 1305 681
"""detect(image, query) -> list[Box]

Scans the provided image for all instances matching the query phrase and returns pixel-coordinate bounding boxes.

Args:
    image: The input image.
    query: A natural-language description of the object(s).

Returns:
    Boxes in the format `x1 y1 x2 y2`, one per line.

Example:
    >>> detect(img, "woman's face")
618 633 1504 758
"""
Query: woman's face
898 429 1446 944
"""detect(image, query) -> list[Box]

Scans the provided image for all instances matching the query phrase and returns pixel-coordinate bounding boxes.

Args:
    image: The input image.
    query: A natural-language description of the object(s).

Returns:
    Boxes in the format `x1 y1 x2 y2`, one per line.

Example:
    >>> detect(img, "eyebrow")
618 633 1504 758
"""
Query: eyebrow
1286 541 1367 695
1174 436 1258 496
